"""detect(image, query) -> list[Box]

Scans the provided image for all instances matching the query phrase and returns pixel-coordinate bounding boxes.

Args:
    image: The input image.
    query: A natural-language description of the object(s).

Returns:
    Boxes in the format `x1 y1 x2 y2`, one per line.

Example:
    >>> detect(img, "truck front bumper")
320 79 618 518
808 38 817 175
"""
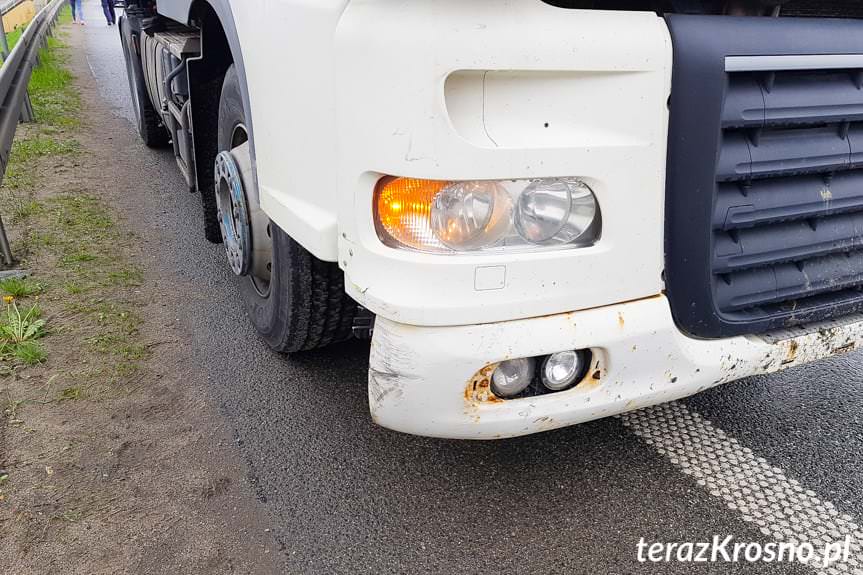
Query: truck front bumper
369 295 863 439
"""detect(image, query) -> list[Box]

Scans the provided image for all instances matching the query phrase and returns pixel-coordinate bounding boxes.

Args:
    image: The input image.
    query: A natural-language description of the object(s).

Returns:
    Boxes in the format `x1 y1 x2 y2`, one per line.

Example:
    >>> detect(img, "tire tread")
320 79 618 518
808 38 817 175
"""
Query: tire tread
219 65 357 353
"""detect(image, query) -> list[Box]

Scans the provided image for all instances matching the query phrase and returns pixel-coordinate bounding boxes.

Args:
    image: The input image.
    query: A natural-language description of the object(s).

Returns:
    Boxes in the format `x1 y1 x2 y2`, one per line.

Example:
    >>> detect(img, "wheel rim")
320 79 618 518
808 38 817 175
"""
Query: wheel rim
214 125 272 296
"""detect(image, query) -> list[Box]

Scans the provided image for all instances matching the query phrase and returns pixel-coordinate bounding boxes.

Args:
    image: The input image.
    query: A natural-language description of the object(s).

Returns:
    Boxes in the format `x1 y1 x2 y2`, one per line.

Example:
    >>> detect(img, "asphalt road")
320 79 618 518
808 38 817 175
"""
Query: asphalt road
81 3 863 573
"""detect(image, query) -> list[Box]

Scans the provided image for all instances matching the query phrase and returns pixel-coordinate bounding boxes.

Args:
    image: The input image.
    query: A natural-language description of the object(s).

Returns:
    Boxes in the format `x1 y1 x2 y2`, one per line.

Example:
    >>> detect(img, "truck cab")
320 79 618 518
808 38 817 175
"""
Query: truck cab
119 0 863 438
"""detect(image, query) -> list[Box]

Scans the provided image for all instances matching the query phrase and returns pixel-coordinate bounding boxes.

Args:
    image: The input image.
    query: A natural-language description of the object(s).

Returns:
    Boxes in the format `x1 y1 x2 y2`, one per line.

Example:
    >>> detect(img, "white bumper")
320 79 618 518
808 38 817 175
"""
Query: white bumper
369 295 863 439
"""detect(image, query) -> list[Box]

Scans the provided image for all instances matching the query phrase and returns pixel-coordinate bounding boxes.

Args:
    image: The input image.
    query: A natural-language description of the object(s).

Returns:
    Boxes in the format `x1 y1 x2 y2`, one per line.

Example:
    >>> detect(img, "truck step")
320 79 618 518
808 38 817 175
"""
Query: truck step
152 29 200 59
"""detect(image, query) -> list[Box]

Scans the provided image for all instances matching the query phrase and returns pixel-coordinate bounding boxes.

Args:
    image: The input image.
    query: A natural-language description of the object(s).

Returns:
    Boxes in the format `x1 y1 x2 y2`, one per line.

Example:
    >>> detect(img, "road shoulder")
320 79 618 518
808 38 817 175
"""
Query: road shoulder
0 20 281 575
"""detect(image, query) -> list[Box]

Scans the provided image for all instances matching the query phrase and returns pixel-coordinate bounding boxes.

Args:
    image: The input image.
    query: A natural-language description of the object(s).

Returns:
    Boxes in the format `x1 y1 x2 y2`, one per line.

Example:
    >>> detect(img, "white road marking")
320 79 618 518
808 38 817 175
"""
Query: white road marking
618 402 863 574
86 54 98 79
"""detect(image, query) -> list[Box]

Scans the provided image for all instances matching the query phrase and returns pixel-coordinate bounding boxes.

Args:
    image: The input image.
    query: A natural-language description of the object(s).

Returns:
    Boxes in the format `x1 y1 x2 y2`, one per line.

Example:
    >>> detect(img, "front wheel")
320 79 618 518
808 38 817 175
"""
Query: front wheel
215 65 356 352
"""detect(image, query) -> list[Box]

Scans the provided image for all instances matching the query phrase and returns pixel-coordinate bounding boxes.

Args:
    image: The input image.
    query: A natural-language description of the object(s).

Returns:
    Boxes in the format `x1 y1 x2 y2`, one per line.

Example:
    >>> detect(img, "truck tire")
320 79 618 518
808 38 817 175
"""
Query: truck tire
119 15 169 148
217 65 356 352
198 74 226 244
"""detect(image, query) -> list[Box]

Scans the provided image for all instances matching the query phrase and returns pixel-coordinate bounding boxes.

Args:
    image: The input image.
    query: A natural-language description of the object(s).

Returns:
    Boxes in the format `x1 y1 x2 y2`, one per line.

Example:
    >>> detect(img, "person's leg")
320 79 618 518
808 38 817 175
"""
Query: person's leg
76 0 84 24
101 0 111 24
108 1 116 24
68 0 77 22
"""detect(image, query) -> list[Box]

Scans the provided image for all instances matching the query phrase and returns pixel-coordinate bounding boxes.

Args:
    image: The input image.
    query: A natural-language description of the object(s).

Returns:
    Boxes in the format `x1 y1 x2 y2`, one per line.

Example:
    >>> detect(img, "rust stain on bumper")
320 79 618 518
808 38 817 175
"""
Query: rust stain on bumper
464 363 502 406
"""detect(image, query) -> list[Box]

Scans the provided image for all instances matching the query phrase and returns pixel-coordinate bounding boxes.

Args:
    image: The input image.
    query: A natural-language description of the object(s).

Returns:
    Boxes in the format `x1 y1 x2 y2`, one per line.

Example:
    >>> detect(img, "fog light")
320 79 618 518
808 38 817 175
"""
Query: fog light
541 350 589 391
491 357 535 398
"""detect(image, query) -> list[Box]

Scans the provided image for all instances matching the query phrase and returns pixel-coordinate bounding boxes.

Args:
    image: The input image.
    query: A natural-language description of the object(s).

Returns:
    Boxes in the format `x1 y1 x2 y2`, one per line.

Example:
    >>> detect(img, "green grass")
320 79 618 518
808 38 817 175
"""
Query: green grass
58 386 81 401
11 199 44 221
0 302 47 366
0 302 45 343
2 27 24 58
51 195 114 236
60 250 97 265
13 340 46 365
1 11 80 207
10 136 79 161
106 267 143 287
29 33 78 128
0 6 149 381
57 5 72 26
0 277 43 298
2 136 79 193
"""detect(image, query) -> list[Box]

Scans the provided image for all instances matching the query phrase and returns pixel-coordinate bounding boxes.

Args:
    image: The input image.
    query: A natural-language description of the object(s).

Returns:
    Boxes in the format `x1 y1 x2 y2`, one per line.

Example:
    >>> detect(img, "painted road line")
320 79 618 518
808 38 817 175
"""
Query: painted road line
618 402 863 574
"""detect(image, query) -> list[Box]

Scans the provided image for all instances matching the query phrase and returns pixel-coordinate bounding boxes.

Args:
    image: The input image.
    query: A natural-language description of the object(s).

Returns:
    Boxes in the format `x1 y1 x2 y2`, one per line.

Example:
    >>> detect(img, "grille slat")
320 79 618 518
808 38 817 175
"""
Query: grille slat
714 172 863 231
721 75 765 128
851 125 863 165
716 251 863 312
763 71 863 127
717 132 753 181
713 213 863 273
717 124 854 182
749 126 851 178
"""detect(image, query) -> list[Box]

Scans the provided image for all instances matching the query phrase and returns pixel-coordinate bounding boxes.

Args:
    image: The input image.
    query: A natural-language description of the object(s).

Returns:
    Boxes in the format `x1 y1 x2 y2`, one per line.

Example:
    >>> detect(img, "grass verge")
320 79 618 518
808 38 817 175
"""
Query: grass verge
0 10 155 540
0 6 148 411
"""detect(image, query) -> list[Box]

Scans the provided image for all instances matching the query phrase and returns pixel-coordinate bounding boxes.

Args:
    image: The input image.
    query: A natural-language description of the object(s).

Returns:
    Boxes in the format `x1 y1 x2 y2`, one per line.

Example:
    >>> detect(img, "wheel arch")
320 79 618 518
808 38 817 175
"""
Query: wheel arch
166 0 261 242
159 1 253 136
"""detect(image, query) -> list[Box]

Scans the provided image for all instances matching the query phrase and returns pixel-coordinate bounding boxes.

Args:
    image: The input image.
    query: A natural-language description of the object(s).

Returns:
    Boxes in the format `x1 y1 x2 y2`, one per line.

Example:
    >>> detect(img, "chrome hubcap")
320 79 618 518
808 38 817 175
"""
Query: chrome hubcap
215 127 272 295
215 149 251 276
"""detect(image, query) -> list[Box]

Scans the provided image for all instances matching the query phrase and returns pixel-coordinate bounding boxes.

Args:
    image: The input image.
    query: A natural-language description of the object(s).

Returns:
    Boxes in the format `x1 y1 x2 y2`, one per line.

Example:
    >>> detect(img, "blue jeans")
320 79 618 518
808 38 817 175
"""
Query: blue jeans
101 0 115 24
69 0 83 22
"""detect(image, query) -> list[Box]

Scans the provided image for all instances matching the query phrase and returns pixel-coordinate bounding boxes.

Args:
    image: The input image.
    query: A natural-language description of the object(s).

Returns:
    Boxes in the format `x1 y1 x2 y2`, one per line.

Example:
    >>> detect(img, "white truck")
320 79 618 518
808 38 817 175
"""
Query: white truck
119 0 863 439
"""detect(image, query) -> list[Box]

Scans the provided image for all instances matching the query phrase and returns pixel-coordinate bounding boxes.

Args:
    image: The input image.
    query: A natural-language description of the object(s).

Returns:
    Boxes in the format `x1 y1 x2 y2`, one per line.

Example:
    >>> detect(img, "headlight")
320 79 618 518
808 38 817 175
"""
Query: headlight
515 179 598 246
430 181 512 250
374 176 600 253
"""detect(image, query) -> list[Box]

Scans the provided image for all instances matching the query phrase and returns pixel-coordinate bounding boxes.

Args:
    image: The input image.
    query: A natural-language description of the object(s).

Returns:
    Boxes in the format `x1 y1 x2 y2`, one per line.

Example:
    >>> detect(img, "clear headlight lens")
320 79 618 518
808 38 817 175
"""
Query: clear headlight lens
374 176 600 253
515 179 598 246
430 181 512 250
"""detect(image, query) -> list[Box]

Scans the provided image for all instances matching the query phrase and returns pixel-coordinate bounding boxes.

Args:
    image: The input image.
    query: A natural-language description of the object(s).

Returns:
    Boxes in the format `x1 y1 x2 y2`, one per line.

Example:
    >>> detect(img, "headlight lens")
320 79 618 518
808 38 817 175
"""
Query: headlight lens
515 179 598 245
430 181 512 250
374 176 600 253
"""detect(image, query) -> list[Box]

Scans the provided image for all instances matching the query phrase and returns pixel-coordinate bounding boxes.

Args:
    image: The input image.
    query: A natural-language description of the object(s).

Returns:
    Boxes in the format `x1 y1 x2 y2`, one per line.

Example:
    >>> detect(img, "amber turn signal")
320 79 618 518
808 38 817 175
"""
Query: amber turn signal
374 177 449 251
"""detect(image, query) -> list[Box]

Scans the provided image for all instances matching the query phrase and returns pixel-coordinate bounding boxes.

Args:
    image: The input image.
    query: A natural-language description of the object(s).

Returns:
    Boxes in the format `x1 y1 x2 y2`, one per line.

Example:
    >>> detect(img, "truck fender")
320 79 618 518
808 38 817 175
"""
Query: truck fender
158 0 258 186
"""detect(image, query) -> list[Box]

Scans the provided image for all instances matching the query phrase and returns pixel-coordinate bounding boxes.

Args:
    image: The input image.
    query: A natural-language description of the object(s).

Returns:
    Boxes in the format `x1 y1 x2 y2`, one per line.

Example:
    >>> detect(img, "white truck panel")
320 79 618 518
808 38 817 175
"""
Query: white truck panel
333 1 673 326
231 0 350 262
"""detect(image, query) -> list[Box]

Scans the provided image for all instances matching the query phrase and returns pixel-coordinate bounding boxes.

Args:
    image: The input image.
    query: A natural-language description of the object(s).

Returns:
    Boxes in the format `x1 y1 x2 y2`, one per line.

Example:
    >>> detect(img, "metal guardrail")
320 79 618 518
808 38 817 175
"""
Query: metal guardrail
0 0 63 266
0 0 30 15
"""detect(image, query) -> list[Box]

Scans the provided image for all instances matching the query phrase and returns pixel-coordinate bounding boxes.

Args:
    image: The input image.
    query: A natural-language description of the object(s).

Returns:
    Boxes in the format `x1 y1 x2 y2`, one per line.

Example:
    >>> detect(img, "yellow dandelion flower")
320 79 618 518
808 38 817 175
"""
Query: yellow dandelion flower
2 295 13 304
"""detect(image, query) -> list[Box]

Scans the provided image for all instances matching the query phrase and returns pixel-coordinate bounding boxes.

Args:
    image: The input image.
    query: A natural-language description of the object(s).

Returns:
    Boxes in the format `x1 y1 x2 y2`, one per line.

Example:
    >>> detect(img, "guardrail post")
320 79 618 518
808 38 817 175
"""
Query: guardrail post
0 17 9 60
0 215 13 267
19 91 34 122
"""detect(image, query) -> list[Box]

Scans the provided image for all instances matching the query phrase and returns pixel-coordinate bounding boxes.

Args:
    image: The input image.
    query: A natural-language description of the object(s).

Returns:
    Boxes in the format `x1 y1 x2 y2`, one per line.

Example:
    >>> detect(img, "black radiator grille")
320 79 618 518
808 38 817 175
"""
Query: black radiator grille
713 69 863 318
782 1 863 19
664 15 863 338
